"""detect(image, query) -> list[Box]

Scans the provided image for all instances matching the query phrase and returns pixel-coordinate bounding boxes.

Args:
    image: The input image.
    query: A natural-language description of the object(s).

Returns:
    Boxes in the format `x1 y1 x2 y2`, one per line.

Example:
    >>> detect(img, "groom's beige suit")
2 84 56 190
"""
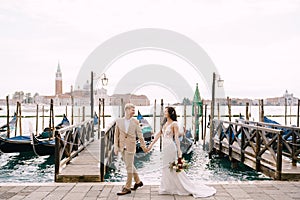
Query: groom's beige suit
114 117 147 189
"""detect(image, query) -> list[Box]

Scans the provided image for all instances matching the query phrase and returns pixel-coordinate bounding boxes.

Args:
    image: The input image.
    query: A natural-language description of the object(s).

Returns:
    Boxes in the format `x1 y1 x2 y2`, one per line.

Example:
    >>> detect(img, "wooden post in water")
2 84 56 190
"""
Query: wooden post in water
259 99 264 122
246 102 249 120
82 106 85 122
98 98 101 139
201 103 204 140
15 102 18 137
184 103 187 129
209 73 216 157
200 104 205 140
153 99 157 133
42 105 45 130
203 104 207 150
19 102 22 136
102 98 105 129
71 86 74 125
290 101 292 125
78 108 81 124
217 102 220 119
54 130 60 182
120 98 124 118
50 99 54 135
36 104 39 135
6 96 10 138
285 98 287 125
65 105 68 118
227 97 232 122
15 102 22 136
160 99 164 152
297 99 300 127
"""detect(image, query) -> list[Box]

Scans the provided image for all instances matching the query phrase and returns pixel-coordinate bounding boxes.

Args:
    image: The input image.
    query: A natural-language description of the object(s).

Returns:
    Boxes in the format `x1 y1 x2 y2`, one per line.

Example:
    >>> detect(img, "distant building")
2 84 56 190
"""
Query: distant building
108 94 150 106
55 62 63 96
265 90 298 106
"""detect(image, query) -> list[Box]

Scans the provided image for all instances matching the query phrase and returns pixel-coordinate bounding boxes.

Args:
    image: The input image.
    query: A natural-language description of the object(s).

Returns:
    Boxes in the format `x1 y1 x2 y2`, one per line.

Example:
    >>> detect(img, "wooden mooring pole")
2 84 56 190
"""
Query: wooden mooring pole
184 103 187 132
6 96 10 138
36 104 39 135
259 99 264 122
203 104 207 150
98 98 101 139
297 99 299 127
153 99 157 133
227 97 232 122
246 102 249 120
42 105 45 130
82 106 85 122
160 99 164 152
102 98 105 129
285 98 287 125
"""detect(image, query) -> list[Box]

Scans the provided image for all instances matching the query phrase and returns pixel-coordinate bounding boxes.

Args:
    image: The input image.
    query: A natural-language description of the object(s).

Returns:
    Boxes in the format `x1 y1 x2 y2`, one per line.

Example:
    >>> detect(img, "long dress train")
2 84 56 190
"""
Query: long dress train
159 122 216 198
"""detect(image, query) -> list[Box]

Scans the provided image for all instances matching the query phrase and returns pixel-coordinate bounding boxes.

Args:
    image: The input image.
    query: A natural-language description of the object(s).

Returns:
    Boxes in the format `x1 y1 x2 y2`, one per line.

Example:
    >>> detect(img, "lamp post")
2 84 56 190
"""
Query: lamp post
90 71 108 120
209 72 224 157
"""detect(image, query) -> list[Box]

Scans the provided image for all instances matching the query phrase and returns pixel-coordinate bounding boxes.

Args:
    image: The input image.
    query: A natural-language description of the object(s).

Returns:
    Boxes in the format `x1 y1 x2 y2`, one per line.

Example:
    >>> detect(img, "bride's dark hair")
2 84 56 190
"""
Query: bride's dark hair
161 107 177 127
167 107 177 121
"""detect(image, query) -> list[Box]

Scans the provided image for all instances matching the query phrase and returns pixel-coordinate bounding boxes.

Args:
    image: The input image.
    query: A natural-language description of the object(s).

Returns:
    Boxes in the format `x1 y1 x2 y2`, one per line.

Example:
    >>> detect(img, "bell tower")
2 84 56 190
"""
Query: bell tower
55 62 63 96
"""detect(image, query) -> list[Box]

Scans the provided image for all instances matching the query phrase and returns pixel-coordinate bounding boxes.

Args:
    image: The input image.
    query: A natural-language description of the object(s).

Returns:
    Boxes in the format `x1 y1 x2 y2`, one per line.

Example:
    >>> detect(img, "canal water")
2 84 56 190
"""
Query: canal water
0 105 298 183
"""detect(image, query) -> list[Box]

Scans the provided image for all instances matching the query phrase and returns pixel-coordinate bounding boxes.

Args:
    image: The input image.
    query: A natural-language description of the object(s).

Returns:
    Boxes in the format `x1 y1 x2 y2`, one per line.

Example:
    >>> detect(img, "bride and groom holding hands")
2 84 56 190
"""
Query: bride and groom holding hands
114 103 216 198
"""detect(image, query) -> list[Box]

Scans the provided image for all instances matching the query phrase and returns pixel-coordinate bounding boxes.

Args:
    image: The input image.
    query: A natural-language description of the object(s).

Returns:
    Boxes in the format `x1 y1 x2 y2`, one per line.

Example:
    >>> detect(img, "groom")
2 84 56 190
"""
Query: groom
114 103 148 195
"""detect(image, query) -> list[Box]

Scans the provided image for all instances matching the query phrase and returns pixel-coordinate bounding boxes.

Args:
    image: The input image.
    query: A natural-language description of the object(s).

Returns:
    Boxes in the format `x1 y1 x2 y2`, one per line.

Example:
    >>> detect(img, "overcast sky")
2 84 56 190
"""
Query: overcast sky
1 0 299 103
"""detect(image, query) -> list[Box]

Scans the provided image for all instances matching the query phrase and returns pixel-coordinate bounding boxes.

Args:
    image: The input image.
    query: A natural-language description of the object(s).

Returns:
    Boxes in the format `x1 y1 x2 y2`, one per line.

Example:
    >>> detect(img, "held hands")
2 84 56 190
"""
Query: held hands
177 149 182 158
141 146 149 153
114 148 118 155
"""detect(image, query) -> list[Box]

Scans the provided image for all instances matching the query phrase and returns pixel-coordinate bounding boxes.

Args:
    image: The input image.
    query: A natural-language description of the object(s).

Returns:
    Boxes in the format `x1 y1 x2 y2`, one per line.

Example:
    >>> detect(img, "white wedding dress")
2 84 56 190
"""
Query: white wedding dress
159 121 216 198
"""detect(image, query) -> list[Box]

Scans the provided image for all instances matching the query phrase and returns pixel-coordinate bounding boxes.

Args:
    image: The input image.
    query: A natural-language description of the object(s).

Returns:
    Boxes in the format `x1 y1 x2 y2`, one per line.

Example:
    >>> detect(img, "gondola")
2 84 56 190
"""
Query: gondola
30 114 70 156
0 115 69 154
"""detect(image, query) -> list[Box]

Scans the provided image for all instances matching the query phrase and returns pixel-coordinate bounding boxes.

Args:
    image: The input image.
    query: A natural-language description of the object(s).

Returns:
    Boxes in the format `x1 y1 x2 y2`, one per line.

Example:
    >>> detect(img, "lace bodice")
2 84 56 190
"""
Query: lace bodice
162 121 177 139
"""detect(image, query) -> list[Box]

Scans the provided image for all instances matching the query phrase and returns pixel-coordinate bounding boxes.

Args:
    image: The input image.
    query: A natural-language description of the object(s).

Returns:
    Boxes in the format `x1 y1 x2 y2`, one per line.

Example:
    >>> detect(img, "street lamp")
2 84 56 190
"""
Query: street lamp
100 73 108 87
209 72 224 157
91 71 108 120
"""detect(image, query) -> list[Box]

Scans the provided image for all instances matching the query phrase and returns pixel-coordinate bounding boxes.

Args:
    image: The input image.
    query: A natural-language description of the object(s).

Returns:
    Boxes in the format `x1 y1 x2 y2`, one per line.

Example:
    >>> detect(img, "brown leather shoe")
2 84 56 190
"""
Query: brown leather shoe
131 181 143 190
117 187 131 195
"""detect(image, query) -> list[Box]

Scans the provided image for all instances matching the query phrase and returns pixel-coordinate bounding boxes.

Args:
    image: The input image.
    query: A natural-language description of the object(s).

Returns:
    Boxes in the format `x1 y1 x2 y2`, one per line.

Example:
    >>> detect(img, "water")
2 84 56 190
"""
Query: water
104 144 271 183
0 105 298 183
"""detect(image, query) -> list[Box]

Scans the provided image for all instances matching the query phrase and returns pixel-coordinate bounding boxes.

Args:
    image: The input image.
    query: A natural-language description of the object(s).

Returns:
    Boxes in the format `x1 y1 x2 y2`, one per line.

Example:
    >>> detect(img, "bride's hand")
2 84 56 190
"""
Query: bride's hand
177 149 182 158
148 143 153 150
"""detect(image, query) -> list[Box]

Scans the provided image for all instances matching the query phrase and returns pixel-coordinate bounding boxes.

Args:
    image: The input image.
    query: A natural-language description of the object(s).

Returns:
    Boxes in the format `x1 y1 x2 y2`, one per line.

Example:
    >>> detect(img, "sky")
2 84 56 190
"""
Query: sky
1 0 300 103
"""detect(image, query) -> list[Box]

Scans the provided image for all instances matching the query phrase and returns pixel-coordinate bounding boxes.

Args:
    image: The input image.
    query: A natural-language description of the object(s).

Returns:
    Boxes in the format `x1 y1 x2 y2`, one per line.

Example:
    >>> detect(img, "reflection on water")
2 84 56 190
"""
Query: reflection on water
104 144 271 183
0 152 54 183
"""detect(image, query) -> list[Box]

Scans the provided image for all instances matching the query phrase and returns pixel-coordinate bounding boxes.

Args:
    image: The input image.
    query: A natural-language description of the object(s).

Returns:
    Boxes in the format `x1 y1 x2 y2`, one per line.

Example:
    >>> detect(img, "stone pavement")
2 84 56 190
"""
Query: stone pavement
0 181 299 200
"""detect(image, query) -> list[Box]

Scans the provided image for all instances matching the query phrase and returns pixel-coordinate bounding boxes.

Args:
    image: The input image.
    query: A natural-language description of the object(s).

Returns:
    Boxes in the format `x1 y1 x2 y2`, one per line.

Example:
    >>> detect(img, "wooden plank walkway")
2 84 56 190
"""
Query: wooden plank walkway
56 139 100 182
214 140 300 180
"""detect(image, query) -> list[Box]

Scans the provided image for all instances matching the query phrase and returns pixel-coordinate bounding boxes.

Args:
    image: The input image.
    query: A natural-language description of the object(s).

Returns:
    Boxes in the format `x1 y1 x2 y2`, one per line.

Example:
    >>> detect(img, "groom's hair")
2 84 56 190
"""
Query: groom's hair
124 103 135 111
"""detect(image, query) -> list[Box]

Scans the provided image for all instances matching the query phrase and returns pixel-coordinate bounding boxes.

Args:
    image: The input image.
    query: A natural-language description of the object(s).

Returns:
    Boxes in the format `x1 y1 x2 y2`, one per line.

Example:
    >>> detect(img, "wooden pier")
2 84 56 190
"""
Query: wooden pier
211 119 300 180
54 119 115 182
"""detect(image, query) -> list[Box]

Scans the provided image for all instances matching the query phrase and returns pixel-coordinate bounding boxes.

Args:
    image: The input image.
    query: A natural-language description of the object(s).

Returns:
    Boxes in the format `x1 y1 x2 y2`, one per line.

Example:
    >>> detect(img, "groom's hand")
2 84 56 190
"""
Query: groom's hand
141 146 148 153
114 148 118 155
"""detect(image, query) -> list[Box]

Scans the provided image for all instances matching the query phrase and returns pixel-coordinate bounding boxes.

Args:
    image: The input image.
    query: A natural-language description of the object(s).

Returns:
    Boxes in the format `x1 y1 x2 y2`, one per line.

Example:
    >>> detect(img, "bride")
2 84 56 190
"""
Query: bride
148 107 216 198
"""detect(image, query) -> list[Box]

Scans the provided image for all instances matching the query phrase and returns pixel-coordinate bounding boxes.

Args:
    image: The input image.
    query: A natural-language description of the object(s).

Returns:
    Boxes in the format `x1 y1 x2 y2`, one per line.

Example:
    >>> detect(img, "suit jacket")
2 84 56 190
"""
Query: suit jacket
114 118 146 153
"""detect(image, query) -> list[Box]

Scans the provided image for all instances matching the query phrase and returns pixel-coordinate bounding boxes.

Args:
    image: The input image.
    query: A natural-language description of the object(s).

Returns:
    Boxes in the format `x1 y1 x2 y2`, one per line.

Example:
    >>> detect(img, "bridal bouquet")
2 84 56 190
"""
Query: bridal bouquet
169 157 189 173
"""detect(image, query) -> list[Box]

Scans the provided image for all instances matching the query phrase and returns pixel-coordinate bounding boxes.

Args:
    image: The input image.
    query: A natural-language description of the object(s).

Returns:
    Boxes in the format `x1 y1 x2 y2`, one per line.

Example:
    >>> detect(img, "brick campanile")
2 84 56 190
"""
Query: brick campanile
55 62 63 96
